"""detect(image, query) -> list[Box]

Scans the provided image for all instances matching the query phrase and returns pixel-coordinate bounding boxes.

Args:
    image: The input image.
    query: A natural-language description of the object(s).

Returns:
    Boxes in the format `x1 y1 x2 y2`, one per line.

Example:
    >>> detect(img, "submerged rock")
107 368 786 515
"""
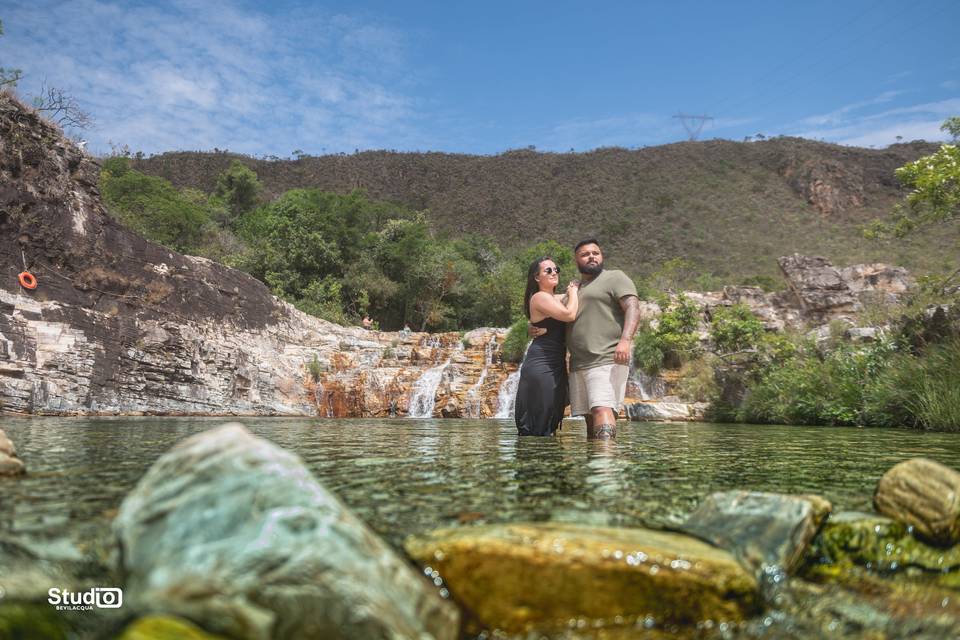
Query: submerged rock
0 428 24 476
874 458 960 546
789 568 960 639
404 522 759 635
680 491 832 577
118 615 228 640
114 423 458 640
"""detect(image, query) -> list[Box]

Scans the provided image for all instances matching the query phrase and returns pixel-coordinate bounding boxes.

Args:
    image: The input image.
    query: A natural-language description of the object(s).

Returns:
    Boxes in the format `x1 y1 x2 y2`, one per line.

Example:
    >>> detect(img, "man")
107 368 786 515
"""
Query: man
531 239 640 439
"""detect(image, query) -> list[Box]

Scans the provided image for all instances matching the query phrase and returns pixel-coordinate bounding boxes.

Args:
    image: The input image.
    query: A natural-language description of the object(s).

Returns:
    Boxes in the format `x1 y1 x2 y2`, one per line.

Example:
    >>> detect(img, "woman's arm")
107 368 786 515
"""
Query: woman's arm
531 282 579 322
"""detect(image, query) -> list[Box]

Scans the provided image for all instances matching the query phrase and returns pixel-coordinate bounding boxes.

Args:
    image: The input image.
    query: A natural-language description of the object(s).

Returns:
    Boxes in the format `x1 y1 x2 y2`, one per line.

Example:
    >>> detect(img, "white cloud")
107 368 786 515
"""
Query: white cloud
799 90 904 127
0 0 420 155
537 113 668 151
788 97 958 148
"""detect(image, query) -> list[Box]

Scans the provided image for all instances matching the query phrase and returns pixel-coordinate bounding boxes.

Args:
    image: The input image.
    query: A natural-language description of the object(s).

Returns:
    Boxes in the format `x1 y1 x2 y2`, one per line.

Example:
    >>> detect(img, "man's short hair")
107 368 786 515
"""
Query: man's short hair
574 238 601 254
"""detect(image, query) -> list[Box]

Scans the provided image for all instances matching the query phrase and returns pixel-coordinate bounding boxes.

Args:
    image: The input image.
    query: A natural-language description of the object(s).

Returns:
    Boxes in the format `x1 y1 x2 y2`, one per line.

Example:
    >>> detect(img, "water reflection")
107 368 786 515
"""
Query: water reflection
3 417 960 552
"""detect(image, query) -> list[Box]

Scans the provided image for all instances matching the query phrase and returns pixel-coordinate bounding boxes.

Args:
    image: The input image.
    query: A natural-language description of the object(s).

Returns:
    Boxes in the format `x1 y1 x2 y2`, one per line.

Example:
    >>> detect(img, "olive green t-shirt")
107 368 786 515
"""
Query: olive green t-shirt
567 269 638 371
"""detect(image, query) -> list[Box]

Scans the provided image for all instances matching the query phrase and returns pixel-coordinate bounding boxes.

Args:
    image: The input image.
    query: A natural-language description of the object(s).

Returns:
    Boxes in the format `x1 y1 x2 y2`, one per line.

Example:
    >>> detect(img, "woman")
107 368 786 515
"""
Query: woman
515 257 579 436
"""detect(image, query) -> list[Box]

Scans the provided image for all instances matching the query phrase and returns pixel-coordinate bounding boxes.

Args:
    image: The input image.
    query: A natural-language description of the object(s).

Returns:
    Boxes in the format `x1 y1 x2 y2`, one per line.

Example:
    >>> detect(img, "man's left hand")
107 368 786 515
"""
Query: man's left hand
614 338 632 365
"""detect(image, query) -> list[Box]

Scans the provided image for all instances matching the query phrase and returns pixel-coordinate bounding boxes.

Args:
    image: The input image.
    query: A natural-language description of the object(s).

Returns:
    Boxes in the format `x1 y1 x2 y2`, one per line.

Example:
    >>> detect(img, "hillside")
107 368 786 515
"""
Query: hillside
133 139 958 280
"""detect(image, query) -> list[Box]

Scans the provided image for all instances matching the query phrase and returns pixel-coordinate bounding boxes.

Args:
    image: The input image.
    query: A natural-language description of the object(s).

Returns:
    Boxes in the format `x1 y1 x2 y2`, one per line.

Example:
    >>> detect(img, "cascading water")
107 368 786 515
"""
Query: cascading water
465 337 496 418
407 358 450 418
407 342 463 418
494 341 530 419
628 365 666 400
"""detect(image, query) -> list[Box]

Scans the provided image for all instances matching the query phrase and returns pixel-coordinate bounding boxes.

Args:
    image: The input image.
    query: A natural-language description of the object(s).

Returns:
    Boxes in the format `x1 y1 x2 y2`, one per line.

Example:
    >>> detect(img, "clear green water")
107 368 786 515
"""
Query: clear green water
3 416 960 552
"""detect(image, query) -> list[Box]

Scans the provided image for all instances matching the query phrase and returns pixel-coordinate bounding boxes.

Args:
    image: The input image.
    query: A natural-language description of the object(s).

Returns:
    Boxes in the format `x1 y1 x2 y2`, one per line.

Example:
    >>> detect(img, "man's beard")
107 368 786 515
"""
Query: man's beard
578 263 603 276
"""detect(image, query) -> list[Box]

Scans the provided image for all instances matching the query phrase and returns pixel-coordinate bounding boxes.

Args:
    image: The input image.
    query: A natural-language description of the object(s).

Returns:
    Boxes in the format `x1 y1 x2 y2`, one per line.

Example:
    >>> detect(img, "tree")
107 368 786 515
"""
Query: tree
866 117 960 238
0 19 23 88
100 157 216 254
942 117 960 142
32 82 94 131
214 160 262 222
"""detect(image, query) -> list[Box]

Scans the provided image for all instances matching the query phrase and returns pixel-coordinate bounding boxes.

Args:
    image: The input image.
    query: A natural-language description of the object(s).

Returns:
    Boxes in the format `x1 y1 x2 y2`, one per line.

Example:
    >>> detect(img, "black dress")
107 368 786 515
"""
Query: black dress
515 317 568 436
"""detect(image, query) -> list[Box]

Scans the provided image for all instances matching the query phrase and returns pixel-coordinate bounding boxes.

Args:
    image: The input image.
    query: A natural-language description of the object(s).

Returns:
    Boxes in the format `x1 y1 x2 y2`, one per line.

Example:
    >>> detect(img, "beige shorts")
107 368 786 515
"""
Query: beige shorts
569 364 629 416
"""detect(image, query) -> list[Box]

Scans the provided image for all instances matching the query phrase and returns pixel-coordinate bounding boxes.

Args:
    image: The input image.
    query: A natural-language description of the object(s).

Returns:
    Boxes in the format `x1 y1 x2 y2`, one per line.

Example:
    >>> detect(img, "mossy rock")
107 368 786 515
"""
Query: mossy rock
405 522 759 635
808 511 960 573
0 602 71 640
118 614 228 640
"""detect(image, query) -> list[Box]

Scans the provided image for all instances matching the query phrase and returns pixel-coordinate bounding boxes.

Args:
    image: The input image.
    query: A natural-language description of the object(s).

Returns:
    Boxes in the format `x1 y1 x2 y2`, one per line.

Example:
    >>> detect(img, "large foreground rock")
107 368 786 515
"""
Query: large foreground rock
404 522 759 634
114 423 458 640
874 457 960 546
680 491 832 576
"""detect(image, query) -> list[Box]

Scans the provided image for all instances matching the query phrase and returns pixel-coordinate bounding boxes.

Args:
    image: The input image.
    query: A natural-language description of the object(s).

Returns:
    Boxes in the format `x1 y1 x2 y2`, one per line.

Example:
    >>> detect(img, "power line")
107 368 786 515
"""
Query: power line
673 113 714 141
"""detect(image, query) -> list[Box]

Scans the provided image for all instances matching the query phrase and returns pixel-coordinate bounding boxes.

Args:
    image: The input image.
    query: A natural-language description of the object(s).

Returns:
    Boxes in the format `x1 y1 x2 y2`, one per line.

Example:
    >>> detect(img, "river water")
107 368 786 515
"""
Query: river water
3 417 960 554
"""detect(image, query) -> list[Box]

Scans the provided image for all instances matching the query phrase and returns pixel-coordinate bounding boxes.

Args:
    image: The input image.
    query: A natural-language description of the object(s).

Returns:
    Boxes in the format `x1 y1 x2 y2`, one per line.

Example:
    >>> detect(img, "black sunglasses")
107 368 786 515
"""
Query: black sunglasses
542 266 560 275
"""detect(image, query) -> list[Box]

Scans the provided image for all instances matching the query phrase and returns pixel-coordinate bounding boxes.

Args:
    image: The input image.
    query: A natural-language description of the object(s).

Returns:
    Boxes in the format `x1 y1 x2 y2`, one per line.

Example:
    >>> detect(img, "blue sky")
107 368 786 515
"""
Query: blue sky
1 0 958 156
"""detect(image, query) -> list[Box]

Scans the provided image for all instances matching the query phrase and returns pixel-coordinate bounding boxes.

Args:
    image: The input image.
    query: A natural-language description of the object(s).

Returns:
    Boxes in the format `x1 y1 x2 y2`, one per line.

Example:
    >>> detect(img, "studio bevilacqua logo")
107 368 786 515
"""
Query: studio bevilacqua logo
47 587 123 611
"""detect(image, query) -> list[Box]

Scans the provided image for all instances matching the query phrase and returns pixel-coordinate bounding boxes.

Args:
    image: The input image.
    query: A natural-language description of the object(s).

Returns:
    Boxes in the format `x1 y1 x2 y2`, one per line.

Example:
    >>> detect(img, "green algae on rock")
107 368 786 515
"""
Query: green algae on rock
808 511 960 573
404 522 760 635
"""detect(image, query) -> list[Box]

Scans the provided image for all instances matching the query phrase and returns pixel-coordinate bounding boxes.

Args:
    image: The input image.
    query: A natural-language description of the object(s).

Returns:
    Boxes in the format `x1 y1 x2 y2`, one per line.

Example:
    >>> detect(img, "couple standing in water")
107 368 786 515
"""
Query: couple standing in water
515 239 640 439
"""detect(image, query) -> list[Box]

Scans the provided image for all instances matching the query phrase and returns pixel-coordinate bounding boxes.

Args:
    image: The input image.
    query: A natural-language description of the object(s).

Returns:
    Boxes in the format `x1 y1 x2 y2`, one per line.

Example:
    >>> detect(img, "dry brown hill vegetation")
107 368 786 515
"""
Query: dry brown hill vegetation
133 138 959 281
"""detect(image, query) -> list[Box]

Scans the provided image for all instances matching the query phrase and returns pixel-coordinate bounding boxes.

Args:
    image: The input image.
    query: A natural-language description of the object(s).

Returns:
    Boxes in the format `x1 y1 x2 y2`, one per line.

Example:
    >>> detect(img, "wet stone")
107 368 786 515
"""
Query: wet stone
404 522 759 635
679 491 832 577
808 510 960 573
874 457 960 547
114 423 459 640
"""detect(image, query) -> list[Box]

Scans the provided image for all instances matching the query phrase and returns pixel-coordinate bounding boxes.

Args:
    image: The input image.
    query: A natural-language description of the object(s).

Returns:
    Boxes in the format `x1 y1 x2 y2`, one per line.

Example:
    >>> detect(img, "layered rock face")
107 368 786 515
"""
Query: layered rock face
0 94 516 418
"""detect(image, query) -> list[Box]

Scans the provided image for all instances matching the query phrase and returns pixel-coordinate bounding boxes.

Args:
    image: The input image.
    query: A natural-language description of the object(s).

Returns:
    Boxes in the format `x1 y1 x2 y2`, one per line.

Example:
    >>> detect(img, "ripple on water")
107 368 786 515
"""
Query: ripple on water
3 417 960 555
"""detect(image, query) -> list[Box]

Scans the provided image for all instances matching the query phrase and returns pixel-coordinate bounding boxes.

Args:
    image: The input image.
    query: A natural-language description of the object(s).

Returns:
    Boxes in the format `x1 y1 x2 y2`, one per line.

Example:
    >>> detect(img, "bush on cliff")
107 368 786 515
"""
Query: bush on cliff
633 295 701 374
710 304 765 354
501 317 531 363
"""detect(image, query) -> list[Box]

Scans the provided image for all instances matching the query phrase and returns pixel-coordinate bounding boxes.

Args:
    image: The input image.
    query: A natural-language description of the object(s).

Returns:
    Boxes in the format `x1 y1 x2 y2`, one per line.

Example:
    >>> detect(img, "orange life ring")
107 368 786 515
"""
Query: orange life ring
18 271 37 290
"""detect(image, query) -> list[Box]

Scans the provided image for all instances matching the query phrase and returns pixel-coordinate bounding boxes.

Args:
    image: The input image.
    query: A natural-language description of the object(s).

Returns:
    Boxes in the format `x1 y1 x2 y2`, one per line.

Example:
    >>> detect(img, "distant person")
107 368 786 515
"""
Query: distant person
530 239 639 439
515 257 579 436
362 315 373 330
400 323 412 339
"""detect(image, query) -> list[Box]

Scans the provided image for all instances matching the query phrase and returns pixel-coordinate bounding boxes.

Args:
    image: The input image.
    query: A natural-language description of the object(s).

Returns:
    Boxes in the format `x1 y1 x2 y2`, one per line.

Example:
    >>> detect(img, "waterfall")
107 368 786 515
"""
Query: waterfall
628 366 666 400
494 341 529 419
407 358 451 418
465 337 496 418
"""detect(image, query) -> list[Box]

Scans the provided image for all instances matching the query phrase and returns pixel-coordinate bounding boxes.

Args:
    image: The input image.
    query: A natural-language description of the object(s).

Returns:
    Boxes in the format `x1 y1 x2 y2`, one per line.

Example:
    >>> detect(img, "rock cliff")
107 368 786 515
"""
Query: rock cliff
0 94 516 417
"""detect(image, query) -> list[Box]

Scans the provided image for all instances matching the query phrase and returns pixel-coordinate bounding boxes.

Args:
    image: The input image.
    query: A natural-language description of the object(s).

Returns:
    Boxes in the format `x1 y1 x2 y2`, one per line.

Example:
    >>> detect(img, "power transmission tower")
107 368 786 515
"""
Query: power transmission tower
673 113 714 141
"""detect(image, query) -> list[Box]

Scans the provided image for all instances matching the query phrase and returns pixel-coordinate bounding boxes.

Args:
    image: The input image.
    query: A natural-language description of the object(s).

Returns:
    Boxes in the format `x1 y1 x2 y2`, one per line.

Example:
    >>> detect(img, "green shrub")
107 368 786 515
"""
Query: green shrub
677 356 718 403
710 304 764 354
632 324 664 375
738 339 896 426
101 163 216 254
656 294 701 366
863 339 960 430
306 355 322 382
501 317 531 363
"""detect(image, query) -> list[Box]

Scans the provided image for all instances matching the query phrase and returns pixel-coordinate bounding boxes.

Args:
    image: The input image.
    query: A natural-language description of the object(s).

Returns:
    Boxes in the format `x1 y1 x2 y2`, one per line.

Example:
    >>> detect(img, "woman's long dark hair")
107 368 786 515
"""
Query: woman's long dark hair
523 256 554 319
